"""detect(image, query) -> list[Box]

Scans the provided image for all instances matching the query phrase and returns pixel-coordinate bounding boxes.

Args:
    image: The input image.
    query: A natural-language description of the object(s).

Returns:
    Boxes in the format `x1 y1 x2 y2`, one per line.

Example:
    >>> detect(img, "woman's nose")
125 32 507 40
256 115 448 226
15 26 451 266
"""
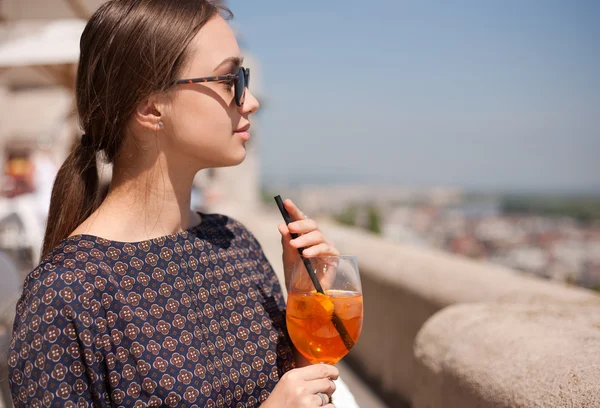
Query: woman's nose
240 89 260 114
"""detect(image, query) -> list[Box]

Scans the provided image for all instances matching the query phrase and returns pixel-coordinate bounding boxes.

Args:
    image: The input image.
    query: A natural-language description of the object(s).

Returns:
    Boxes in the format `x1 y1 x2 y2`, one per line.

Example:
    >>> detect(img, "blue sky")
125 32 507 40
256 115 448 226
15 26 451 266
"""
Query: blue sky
227 0 600 193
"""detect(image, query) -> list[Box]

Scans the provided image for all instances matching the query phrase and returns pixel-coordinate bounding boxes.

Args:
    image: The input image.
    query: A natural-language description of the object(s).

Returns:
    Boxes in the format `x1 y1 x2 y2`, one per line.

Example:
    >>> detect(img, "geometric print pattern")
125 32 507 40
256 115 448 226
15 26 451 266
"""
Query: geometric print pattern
9 214 295 407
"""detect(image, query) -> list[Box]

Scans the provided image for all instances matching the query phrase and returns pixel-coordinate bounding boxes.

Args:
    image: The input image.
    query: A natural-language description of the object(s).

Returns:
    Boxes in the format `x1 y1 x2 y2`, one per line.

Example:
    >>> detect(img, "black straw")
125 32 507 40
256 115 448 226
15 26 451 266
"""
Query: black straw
274 196 324 294
274 195 355 351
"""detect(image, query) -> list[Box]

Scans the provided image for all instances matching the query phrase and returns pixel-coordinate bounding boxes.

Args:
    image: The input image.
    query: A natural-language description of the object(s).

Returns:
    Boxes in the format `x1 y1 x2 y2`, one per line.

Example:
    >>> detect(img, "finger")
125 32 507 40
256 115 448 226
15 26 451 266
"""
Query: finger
287 219 318 235
306 378 337 395
298 364 339 381
289 230 326 249
302 243 340 258
278 223 293 242
311 393 329 407
283 199 307 221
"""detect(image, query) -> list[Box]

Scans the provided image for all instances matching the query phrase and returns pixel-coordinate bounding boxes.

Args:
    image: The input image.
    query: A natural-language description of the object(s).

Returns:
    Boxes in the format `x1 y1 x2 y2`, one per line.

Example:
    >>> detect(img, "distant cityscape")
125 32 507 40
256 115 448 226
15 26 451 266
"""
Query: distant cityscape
268 185 600 291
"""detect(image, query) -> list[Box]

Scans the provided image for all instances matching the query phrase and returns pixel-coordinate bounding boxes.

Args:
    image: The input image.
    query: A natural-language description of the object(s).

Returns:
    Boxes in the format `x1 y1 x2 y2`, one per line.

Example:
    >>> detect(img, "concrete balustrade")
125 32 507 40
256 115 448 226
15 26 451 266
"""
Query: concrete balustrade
413 303 600 408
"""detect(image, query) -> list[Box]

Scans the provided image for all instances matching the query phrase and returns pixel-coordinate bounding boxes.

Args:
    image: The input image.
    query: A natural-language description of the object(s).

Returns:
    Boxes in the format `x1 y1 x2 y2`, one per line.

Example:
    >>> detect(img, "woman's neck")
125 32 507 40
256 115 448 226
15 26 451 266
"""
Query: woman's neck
71 148 202 242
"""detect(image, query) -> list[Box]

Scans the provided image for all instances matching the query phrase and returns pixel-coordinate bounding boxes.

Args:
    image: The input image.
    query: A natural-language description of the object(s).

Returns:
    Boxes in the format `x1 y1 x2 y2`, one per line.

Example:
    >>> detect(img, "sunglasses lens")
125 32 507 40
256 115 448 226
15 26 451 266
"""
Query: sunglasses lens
235 67 246 106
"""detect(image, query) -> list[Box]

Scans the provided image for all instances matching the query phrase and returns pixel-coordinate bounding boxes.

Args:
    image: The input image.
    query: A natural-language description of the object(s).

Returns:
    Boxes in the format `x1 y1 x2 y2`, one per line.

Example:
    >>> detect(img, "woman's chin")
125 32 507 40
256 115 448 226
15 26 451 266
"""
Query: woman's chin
216 150 247 168
232 146 248 164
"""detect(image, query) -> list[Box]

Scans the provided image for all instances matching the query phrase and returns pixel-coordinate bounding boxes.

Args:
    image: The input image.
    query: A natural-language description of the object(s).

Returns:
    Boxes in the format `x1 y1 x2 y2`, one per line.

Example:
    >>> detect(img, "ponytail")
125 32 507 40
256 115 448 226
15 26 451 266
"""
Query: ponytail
41 140 100 259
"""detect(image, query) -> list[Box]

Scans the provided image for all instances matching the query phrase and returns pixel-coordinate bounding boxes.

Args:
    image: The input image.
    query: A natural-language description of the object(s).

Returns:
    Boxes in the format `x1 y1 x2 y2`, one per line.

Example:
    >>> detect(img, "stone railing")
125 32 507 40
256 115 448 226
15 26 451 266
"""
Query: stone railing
224 205 600 408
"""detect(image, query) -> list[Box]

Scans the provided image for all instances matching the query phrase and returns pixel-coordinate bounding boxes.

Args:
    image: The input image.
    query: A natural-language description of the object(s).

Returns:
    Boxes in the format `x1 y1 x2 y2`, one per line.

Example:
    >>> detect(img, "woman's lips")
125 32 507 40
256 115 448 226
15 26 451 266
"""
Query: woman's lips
235 130 250 141
235 124 251 141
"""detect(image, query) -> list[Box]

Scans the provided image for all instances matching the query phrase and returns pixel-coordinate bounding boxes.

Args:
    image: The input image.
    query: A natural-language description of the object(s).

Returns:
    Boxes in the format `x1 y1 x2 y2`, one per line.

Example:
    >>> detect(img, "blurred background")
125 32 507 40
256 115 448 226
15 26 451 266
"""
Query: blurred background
0 1 599 407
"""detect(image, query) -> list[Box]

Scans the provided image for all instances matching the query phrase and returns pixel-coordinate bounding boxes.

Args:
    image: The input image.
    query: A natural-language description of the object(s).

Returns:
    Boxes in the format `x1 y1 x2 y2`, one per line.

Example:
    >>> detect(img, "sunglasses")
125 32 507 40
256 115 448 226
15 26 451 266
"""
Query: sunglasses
175 66 250 107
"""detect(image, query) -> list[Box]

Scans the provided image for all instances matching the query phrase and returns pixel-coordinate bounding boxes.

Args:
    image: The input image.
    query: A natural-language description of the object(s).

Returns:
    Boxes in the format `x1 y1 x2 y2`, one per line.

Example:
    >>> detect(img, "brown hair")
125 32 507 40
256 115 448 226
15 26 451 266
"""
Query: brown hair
41 0 231 258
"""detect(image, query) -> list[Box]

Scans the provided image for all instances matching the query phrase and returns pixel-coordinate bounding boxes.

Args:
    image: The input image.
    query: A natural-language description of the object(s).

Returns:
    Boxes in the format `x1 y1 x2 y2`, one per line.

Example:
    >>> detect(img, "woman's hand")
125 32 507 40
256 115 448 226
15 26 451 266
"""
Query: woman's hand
262 364 338 407
278 199 340 289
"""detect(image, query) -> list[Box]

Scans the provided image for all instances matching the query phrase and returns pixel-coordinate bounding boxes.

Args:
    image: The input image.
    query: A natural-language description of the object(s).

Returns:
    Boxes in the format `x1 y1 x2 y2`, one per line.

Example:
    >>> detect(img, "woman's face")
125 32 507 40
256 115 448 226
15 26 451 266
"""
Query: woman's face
164 15 259 170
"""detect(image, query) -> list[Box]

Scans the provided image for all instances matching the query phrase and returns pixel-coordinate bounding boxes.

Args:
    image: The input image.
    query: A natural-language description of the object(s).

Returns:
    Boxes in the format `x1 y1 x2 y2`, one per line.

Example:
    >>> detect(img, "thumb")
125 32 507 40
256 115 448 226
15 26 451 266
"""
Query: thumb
278 223 299 268
278 223 296 254
278 223 292 243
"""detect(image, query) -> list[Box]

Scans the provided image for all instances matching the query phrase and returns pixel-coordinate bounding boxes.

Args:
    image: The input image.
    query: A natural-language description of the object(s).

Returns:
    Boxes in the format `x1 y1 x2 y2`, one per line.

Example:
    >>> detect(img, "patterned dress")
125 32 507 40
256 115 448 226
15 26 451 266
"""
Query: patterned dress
8 214 296 407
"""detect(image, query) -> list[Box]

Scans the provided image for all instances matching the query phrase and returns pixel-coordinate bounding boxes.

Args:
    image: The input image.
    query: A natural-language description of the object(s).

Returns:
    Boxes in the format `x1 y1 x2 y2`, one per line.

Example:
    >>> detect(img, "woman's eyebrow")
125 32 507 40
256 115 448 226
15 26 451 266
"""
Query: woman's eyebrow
213 56 244 72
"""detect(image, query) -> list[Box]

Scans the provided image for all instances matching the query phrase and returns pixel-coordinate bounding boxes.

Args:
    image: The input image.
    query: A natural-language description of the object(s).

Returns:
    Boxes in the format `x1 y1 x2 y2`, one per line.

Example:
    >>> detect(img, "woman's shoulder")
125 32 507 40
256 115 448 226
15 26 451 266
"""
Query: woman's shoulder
21 237 117 303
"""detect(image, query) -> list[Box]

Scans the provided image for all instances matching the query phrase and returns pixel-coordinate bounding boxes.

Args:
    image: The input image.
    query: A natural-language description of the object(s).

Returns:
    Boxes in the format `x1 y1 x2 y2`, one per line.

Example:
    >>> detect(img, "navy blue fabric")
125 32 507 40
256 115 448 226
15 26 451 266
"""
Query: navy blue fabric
9 214 295 407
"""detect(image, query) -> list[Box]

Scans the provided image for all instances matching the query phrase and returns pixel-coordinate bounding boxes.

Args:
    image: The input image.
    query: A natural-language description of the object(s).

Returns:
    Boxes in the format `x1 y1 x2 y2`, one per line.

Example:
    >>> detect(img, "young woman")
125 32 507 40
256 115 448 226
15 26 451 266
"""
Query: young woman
8 1 342 406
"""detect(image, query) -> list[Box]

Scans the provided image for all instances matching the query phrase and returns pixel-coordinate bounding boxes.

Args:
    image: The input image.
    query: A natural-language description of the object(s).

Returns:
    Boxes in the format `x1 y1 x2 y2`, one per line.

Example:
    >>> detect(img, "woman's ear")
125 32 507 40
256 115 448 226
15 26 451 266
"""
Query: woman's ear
133 95 164 132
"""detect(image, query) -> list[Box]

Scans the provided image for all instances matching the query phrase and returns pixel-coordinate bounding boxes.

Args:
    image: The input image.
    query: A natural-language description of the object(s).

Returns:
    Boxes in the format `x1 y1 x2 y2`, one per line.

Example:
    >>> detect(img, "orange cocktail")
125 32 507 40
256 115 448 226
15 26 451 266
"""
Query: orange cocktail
286 290 363 364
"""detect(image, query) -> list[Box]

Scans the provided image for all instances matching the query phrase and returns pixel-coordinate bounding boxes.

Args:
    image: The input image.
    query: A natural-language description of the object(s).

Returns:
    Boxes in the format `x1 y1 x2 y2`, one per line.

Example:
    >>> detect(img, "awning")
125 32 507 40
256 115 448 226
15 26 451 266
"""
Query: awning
0 19 86 68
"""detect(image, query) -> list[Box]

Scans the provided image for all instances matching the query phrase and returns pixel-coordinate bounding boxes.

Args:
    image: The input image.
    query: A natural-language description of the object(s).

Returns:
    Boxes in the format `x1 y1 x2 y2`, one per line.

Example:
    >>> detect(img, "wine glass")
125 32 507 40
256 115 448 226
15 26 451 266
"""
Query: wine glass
286 256 363 365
